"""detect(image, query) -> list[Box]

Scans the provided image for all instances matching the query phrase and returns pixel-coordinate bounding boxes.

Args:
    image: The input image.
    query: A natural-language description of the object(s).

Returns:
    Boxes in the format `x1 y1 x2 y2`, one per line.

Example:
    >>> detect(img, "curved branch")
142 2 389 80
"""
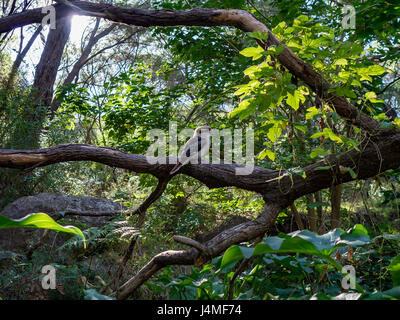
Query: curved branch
173 235 210 256
133 177 171 226
117 202 283 300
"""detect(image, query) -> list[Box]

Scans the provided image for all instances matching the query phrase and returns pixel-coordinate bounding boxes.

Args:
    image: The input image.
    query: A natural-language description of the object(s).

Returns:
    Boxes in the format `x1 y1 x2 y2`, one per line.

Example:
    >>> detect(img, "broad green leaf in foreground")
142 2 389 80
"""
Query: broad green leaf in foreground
221 224 370 270
387 255 400 287
364 286 400 300
0 213 86 249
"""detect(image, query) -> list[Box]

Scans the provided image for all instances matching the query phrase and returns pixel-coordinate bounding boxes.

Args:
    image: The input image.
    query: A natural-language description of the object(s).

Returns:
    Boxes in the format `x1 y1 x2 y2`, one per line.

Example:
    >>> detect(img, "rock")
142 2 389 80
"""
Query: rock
0 193 126 250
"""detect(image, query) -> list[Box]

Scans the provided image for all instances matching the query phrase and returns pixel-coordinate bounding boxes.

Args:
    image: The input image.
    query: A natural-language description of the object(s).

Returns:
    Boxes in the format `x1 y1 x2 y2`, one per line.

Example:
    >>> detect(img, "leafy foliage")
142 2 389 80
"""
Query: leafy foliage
0 213 86 248
149 225 400 300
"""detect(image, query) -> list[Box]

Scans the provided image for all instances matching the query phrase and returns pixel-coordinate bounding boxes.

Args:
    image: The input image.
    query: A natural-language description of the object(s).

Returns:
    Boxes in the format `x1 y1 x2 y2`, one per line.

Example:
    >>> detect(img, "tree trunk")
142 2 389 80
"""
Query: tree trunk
11 15 71 149
330 184 343 229
306 194 317 232
290 202 304 230
315 190 325 234
50 20 115 116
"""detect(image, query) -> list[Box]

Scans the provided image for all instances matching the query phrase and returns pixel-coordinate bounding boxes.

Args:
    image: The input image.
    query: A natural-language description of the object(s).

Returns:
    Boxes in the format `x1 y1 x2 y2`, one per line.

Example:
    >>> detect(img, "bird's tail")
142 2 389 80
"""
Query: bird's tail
170 162 183 175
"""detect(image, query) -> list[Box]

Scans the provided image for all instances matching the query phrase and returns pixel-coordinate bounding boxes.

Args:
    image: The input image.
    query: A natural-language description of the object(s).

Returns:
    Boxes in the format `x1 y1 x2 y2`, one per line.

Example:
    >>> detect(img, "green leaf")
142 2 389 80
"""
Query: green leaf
297 15 310 22
334 58 348 66
306 106 322 120
267 124 282 143
243 66 260 78
314 166 332 171
365 65 386 76
341 86 357 99
239 46 264 60
221 225 370 271
229 98 256 120
294 124 307 133
310 132 324 138
365 91 377 101
258 148 275 161
249 31 269 40
310 147 329 159
388 255 400 287
364 286 400 300
286 88 306 110
324 128 342 143
338 224 370 247
347 167 357 179
220 246 245 269
0 213 86 249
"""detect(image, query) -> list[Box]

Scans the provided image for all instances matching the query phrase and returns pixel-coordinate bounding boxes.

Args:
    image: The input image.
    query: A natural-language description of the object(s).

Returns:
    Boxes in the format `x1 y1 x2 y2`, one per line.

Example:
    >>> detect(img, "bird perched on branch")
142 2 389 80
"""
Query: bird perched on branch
170 126 212 175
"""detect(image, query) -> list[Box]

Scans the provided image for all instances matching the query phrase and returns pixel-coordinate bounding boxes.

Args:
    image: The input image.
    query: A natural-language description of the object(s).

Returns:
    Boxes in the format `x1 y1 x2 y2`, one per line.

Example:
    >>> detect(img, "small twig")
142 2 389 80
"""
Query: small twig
377 76 400 95
173 235 210 256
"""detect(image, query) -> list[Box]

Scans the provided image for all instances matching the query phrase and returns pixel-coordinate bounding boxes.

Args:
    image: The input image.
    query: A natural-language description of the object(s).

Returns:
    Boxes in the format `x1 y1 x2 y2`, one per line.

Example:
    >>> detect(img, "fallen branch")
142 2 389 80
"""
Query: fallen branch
117 203 284 299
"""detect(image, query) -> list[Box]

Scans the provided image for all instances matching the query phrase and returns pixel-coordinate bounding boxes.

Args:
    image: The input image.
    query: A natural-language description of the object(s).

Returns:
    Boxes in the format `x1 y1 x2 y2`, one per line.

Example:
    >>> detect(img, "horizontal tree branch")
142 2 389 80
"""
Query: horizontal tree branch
1 135 400 202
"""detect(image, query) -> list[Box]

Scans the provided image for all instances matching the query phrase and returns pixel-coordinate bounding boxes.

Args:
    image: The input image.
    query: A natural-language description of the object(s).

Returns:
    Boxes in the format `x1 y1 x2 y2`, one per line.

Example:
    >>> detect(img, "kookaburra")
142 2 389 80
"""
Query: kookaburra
170 126 212 175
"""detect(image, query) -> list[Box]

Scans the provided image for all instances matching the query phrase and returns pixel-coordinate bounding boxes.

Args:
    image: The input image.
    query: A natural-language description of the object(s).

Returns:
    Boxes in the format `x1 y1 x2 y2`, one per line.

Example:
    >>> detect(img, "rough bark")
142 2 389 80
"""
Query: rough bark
31 15 71 106
330 184 343 229
290 202 304 230
0 134 399 202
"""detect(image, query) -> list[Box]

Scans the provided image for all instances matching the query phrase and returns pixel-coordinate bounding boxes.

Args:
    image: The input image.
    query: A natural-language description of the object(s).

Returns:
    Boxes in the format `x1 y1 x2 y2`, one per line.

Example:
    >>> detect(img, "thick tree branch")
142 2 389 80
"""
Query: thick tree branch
6 24 42 90
0 4 72 33
117 202 283 299
1 136 400 201
1 134 399 299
